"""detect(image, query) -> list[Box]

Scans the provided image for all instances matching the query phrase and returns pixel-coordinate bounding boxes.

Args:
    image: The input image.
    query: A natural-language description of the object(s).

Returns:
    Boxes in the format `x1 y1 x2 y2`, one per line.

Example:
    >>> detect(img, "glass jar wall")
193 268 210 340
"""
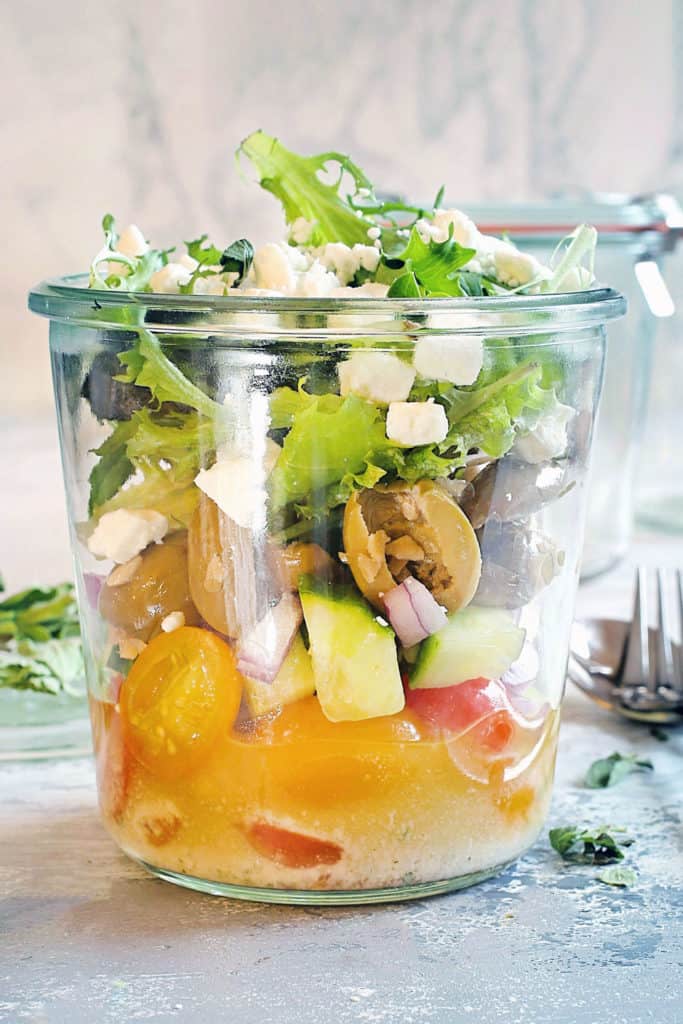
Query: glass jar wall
29 280 624 903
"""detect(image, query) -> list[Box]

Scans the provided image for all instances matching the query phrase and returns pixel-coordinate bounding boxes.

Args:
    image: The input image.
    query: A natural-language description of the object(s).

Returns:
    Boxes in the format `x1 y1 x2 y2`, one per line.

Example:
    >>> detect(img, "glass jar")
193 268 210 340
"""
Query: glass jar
464 195 682 576
29 278 624 904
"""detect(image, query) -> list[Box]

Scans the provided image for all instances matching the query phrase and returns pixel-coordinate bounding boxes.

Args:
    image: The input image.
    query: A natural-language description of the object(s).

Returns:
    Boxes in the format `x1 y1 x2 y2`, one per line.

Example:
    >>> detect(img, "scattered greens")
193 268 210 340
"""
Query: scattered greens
585 752 654 789
549 825 634 865
597 866 637 888
0 580 84 696
89 214 171 292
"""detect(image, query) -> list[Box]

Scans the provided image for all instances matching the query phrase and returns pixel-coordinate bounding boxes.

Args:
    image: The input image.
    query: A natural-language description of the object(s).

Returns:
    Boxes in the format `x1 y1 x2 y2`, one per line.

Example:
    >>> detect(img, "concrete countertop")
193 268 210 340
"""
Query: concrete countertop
1 422 682 1024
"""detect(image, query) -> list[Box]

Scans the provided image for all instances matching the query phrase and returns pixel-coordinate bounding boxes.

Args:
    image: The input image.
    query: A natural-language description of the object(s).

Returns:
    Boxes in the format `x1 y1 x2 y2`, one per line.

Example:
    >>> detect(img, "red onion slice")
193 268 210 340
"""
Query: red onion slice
383 577 447 648
83 572 105 611
236 593 303 683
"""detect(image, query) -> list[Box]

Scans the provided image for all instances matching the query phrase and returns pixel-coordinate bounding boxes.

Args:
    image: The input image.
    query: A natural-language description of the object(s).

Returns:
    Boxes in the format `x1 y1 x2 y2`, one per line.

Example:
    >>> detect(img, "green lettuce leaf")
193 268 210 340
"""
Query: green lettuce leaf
238 131 378 248
89 406 230 524
268 392 388 511
117 330 225 419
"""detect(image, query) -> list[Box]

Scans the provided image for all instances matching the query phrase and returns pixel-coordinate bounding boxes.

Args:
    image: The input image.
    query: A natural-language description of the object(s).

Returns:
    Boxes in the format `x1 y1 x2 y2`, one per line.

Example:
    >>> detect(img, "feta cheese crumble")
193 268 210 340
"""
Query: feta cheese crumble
413 335 483 386
512 398 575 463
88 509 168 563
194 442 280 529
386 400 449 446
338 352 416 405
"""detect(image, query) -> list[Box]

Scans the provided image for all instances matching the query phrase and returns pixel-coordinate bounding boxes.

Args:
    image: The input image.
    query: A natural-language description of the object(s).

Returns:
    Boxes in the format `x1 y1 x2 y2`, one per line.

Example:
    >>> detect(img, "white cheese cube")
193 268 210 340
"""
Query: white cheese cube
386 400 449 446
338 351 416 405
149 262 192 293
195 456 269 529
413 335 483 385
513 399 575 464
87 509 168 564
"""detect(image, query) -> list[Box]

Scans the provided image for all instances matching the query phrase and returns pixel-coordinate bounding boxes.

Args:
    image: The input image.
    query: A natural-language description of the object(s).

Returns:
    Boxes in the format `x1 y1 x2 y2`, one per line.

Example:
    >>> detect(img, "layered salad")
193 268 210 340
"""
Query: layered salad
80 131 597 893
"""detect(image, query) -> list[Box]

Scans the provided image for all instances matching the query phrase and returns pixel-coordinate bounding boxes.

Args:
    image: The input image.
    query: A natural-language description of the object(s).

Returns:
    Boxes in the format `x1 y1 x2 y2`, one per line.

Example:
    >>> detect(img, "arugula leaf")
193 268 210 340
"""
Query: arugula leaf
394 226 476 295
585 752 654 789
597 866 637 888
387 272 424 298
549 825 634 865
221 238 254 283
88 419 137 515
117 330 225 419
268 392 388 511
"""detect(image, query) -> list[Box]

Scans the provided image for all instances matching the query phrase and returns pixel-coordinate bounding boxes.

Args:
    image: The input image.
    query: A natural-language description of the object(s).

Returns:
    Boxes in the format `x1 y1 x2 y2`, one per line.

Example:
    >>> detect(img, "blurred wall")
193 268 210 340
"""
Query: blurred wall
3 0 682 416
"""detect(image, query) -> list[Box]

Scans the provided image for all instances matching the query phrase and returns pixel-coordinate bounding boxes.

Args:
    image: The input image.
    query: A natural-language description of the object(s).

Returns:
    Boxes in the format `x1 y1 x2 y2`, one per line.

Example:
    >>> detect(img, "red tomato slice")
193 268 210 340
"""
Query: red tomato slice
405 677 510 735
245 822 343 869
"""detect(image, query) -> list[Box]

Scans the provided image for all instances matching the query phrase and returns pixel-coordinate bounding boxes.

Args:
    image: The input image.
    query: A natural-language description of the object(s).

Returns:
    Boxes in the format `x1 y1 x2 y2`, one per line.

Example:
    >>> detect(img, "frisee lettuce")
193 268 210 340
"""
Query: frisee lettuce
268 392 388 512
117 330 225 419
238 130 439 254
88 405 231 523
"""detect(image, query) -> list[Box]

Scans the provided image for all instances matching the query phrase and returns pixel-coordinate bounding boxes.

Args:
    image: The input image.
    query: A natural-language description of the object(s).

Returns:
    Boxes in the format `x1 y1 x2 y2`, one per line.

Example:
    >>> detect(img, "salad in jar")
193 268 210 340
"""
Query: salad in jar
34 131 619 901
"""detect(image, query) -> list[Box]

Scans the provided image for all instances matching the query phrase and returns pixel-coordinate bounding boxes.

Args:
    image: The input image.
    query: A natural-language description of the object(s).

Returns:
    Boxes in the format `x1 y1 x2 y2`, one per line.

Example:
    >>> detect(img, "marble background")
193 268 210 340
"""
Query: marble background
3 0 682 414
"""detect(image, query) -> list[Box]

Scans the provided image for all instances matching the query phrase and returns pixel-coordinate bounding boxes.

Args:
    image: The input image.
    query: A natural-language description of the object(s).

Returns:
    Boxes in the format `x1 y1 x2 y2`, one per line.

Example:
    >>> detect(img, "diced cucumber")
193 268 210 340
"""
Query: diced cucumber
243 633 315 717
410 606 525 689
299 578 404 722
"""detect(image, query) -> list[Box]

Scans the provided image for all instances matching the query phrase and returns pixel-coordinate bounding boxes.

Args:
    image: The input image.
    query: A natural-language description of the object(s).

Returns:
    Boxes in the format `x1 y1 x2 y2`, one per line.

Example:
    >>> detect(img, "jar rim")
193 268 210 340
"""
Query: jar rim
28 273 626 334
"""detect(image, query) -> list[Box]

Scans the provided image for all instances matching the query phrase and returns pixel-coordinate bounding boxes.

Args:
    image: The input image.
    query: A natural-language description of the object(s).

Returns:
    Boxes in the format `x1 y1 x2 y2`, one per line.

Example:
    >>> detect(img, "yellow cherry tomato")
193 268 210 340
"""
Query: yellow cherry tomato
120 627 242 778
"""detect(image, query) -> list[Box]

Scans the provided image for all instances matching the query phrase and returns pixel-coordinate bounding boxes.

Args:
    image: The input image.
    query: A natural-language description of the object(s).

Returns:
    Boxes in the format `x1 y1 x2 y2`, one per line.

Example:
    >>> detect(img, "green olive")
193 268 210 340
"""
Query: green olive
99 532 200 641
343 480 481 612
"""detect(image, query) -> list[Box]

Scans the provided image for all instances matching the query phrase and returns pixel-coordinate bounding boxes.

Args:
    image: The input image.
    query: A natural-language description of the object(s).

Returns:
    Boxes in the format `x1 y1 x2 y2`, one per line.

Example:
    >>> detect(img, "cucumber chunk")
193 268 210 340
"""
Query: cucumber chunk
411 606 525 689
299 579 404 722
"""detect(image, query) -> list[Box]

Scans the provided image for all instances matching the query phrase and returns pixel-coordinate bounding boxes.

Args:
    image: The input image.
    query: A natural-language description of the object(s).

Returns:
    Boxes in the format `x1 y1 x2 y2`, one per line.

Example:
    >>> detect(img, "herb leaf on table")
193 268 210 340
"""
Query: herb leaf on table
549 825 634 865
0 580 84 695
597 866 637 888
585 752 654 789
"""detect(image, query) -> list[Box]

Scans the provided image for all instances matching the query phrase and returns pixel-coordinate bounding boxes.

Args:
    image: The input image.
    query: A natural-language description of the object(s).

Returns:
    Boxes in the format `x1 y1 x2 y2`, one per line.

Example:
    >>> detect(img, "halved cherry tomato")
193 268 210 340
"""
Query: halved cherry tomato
120 627 242 779
406 677 517 753
245 821 343 868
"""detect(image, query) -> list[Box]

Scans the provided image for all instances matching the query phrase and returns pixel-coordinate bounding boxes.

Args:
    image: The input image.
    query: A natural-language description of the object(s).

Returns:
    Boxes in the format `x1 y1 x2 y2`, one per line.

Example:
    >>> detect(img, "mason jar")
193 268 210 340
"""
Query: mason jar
29 278 624 904
463 195 681 576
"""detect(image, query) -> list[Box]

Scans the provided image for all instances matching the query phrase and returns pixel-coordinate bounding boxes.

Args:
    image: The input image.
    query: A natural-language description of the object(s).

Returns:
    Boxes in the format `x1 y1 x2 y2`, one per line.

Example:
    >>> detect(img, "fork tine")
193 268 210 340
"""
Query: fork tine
674 569 683 696
655 568 675 690
621 567 650 688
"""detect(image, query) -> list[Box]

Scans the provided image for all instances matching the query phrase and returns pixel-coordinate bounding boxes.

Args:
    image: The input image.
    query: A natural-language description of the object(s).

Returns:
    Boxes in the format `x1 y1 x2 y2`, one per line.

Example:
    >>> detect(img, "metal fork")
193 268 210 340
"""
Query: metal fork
618 567 683 713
